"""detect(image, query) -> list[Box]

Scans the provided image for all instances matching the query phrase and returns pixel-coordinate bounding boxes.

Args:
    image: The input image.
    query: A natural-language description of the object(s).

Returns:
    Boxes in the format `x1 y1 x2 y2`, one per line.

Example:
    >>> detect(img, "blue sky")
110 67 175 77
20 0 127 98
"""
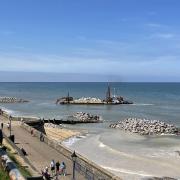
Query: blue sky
0 0 180 82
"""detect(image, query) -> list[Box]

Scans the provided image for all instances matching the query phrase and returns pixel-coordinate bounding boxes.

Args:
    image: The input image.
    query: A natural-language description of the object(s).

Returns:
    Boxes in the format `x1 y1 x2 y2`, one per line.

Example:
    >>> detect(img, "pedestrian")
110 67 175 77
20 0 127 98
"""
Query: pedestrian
42 167 50 180
55 160 60 175
50 159 55 176
60 161 66 176
40 132 44 142
0 129 3 145
1 122 3 130
7 122 10 130
31 129 34 136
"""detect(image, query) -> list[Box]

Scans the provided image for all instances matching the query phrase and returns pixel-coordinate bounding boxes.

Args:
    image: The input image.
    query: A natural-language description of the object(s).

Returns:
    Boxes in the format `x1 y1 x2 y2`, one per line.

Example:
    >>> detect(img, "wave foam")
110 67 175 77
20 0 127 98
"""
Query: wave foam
130 103 154 106
62 135 87 147
0 107 17 115
102 166 153 177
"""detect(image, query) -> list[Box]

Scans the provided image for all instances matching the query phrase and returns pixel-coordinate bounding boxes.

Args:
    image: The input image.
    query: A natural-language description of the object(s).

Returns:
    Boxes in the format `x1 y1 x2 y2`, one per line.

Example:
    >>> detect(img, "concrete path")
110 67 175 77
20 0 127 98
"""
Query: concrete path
0 116 85 180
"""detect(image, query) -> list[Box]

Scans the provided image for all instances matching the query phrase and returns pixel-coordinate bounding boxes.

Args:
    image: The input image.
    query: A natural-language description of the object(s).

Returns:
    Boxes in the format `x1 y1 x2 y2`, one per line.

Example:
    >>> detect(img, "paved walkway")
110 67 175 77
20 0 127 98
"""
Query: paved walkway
0 116 85 180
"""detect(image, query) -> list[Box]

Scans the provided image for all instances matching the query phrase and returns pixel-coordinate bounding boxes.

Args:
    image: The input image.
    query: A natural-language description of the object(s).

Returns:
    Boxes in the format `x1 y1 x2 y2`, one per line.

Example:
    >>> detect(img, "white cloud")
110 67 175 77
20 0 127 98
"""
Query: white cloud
146 23 163 28
149 33 175 39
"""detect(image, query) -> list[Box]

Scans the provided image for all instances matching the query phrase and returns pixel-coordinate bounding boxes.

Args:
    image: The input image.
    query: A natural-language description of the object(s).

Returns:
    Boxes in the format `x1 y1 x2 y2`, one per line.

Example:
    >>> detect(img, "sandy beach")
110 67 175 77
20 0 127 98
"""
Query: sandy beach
44 123 81 141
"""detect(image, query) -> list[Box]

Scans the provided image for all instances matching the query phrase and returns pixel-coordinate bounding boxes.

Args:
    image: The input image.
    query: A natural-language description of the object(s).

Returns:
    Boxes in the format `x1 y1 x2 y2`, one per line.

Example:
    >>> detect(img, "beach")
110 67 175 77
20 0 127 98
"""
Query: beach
44 123 82 141
68 129 180 179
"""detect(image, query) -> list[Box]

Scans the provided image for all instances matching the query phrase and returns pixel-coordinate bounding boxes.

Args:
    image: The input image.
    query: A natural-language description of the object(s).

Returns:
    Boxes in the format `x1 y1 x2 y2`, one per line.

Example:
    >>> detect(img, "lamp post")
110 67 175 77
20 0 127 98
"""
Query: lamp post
71 151 77 180
9 115 12 137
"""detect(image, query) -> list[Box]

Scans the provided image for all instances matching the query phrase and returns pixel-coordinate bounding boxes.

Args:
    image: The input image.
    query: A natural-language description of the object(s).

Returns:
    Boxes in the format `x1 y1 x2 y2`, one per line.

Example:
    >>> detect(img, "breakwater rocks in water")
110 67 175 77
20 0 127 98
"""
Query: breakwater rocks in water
68 112 101 123
110 118 179 135
56 96 133 105
56 97 104 104
0 97 29 103
74 97 102 104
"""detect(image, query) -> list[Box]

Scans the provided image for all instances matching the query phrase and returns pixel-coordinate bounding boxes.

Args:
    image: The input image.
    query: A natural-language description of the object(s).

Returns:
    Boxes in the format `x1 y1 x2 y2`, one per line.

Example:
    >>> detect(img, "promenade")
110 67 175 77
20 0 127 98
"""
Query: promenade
0 116 85 180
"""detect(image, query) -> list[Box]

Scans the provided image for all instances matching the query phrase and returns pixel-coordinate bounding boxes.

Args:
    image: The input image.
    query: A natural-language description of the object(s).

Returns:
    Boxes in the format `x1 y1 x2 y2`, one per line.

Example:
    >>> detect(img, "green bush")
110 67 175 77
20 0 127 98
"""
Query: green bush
0 167 10 180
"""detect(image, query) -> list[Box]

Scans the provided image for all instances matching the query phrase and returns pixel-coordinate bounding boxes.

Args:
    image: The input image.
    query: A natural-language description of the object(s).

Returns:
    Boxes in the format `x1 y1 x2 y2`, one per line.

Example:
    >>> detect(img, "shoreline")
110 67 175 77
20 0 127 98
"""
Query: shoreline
44 123 87 142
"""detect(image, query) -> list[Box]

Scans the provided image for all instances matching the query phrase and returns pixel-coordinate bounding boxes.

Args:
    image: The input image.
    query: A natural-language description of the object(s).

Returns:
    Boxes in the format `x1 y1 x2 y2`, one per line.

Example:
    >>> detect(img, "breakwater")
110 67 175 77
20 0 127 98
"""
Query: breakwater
56 96 133 105
68 112 101 123
110 118 180 135
0 97 29 103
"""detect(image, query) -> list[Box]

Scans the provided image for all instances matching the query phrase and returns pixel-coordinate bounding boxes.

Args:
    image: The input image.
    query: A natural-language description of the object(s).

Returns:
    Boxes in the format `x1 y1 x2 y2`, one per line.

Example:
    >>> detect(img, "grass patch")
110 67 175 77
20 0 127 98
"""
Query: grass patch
0 163 10 180
0 169 9 180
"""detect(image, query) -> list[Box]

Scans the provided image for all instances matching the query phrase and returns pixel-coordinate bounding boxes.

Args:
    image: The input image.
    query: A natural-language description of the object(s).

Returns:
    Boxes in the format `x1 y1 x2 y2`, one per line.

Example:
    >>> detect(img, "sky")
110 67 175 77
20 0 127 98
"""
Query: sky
0 0 180 82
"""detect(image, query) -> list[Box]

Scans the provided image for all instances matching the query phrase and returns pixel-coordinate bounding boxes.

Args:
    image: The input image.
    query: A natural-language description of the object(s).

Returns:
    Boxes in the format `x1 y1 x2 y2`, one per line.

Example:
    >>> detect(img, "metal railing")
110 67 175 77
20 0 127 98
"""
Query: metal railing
75 161 107 180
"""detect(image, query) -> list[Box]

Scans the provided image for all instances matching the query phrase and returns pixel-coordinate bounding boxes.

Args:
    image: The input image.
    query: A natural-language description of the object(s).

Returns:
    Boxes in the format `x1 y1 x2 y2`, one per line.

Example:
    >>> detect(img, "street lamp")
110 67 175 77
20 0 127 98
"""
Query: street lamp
71 151 77 180
9 115 12 137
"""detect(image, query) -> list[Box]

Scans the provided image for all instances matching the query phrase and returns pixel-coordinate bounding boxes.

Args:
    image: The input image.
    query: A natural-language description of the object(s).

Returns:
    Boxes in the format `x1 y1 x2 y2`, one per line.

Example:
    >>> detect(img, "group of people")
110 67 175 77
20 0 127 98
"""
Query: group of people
42 160 66 180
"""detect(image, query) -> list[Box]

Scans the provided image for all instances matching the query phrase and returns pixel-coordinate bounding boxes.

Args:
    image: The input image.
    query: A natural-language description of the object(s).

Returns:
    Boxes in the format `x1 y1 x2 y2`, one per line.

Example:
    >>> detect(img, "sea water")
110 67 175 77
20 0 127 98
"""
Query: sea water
1 82 180 179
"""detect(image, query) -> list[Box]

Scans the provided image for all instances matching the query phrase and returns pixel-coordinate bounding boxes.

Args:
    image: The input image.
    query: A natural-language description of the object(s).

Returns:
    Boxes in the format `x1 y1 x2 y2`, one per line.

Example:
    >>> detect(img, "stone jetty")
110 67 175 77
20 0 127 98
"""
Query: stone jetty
110 118 179 135
0 97 29 103
68 112 101 123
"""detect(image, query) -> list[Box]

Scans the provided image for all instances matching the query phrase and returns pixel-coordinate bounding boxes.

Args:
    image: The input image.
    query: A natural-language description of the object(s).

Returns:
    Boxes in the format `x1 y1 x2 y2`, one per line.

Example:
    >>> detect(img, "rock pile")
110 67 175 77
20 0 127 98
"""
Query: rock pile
72 112 101 122
74 97 102 104
0 97 29 103
110 118 179 135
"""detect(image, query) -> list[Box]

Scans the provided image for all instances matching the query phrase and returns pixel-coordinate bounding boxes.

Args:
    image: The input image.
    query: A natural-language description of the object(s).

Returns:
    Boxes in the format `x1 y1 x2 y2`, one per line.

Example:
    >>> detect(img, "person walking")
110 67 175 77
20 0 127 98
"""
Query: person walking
55 161 60 174
42 167 50 180
0 129 3 145
55 160 60 179
50 159 55 176
60 161 66 176
40 132 44 142
7 122 10 130
1 122 3 130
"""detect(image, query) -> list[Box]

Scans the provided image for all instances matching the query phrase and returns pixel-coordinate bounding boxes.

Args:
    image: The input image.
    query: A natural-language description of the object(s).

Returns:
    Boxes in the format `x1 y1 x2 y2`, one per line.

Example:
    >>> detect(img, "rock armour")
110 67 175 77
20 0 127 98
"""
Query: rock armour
72 112 101 122
0 97 29 103
110 118 179 135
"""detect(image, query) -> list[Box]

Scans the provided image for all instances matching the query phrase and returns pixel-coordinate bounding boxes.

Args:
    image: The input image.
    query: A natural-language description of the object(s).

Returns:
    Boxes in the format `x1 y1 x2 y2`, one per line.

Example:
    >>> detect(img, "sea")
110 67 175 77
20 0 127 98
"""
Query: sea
0 82 180 179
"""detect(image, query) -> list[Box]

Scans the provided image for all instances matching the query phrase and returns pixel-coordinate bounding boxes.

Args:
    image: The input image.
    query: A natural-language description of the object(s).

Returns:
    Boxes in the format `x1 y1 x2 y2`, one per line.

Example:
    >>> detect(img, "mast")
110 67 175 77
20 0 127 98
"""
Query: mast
106 84 111 103
67 91 70 104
